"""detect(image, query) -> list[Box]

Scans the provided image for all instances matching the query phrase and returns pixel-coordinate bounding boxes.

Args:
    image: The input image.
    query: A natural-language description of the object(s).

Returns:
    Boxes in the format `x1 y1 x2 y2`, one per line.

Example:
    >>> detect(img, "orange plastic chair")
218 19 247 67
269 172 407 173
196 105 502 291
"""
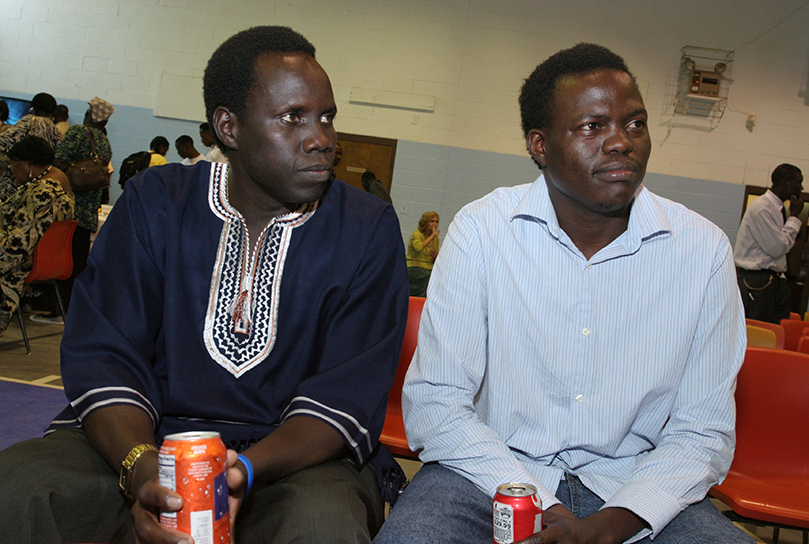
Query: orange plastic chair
797 334 809 355
779 319 809 351
745 318 785 349
789 312 802 320
746 324 778 349
710 347 809 543
15 220 78 354
379 296 425 460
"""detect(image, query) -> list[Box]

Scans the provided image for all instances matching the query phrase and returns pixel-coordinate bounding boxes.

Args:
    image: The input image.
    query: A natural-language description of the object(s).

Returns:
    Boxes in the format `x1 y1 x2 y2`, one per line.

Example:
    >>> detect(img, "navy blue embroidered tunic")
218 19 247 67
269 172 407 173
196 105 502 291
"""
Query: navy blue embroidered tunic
50 162 408 465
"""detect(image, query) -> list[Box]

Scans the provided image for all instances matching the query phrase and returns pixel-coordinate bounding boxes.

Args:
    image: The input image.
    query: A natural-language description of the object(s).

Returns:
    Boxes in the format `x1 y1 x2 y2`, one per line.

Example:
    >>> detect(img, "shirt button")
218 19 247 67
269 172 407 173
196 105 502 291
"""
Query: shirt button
582 328 590 336
586 264 593 270
575 394 584 402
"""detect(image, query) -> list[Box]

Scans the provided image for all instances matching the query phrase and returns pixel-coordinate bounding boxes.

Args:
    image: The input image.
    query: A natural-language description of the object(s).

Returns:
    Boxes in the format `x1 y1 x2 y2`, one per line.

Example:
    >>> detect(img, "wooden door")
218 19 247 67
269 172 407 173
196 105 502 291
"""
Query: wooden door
333 133 397 193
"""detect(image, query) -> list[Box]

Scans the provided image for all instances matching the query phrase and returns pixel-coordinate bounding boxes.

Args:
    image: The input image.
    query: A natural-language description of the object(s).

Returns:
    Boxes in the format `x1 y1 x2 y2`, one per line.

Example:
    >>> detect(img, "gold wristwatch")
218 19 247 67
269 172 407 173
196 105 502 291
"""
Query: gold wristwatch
119 444 159 501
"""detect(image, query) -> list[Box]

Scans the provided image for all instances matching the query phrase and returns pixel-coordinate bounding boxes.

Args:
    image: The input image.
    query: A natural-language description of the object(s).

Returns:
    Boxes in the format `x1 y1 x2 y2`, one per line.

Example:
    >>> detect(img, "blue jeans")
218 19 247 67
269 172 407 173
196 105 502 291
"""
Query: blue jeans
374 463 755 544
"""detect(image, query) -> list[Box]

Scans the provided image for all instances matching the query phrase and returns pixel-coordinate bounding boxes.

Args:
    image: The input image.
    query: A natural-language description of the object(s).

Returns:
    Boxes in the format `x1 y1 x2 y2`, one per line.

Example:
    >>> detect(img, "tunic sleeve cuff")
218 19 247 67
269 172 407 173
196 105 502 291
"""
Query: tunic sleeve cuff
281 396 374 464
70 386 159 428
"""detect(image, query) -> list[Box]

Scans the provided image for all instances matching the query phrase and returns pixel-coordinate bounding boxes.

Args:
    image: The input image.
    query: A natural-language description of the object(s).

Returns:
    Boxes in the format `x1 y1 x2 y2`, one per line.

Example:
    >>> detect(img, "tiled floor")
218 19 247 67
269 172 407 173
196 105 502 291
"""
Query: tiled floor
2 318 805 543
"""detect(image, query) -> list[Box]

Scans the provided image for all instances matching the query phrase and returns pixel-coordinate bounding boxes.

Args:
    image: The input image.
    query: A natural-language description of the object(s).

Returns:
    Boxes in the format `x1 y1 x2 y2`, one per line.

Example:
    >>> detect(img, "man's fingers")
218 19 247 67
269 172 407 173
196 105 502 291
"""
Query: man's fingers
136 479 183 512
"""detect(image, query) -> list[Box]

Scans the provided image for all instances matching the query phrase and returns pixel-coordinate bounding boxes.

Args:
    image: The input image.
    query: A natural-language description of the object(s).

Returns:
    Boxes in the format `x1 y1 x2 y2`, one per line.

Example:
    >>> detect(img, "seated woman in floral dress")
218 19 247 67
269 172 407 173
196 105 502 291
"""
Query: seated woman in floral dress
0 136 74 335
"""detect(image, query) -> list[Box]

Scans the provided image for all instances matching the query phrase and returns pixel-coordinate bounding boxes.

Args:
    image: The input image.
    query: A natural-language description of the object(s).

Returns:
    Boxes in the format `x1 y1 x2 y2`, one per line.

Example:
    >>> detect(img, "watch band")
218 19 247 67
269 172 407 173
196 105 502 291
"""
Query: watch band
119 443 159 501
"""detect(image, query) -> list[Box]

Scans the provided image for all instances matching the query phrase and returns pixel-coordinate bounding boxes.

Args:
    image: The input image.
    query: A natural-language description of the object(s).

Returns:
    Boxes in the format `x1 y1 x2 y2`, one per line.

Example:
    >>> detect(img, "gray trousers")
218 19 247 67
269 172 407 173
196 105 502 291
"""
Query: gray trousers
0 428 384 544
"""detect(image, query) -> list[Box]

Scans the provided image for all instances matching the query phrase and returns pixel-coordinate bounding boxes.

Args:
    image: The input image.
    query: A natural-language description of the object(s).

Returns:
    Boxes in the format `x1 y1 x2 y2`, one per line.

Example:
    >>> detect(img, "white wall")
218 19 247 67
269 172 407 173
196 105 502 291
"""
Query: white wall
3 0 809 188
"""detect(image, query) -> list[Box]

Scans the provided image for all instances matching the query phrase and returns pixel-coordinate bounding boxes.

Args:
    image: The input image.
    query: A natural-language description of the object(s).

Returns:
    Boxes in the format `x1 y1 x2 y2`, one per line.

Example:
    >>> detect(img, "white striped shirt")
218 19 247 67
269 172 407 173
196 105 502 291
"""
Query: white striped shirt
402 175 745 540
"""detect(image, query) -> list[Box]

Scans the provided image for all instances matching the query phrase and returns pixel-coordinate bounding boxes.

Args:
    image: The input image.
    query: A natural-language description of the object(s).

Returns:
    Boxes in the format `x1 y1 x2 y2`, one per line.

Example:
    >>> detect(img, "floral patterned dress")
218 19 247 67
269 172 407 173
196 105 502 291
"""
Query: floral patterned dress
0 178 74 334
55 125 111 232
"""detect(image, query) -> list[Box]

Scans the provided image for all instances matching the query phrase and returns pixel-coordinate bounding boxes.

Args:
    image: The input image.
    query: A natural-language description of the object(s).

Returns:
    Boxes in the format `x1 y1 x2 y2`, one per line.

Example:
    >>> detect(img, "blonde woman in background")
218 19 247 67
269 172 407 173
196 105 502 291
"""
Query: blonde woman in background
407 211 440 297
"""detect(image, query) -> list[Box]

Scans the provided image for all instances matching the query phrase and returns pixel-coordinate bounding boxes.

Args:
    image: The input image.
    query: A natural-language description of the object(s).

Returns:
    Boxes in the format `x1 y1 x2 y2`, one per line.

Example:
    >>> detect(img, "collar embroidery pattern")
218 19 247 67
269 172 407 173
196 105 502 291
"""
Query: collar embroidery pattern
203 164 317 377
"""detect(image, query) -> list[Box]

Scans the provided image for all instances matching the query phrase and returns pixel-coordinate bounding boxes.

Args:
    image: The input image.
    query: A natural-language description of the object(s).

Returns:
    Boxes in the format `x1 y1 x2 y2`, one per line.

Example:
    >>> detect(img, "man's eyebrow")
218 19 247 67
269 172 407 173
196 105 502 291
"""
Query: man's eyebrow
626 107 648 117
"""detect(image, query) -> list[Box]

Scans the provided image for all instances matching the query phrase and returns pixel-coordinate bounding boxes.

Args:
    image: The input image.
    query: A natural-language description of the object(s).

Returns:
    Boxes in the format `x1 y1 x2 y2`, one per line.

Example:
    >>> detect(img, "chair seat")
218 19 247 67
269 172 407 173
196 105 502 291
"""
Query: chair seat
712 475 809 528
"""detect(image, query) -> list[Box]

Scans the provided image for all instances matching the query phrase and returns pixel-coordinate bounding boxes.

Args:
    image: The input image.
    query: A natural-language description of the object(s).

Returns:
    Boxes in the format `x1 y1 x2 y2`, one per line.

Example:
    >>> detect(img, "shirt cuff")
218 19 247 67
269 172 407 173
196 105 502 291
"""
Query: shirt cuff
785 216 802 230
601 480 681 539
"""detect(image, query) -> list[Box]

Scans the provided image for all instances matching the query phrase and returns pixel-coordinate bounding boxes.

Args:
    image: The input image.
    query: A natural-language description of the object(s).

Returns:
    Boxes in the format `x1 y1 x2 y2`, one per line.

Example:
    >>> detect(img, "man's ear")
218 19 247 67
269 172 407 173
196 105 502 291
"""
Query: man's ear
526 129 548 168
212 107 238 151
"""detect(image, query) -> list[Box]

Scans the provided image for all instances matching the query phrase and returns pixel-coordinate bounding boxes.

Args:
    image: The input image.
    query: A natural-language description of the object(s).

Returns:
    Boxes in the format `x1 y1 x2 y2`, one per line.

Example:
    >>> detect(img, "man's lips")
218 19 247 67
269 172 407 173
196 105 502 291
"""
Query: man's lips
593 161 641 180
299 164 332 179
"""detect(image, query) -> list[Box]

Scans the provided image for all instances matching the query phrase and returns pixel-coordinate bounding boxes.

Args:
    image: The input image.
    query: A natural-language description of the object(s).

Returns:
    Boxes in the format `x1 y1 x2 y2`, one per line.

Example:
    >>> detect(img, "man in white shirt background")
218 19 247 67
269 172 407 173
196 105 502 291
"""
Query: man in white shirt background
175 134 206 166
734 163 804 324
199 122 229 164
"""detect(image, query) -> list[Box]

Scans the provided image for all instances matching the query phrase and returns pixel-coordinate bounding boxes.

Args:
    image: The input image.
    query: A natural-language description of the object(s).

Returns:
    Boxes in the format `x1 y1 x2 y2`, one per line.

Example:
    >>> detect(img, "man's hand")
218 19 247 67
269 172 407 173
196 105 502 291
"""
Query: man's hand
789 195 805 218
515 504 648 544
131 451 248 544
131 476 192 544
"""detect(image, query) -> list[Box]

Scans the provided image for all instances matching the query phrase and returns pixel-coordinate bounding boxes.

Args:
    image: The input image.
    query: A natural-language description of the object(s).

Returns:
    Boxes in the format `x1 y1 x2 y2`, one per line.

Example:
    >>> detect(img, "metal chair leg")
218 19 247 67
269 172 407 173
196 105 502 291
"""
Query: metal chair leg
51 281 67 321
16 308 31 354
773 527 780 544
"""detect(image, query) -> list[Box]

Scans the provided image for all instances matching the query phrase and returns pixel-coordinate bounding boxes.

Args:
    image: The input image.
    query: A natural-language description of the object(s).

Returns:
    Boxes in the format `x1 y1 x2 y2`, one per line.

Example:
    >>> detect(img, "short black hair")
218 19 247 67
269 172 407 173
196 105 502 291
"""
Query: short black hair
150 136 169 151
199 122 210 132
772 163 803 186
519 43 634 137
175 134 194 146
31 92 58 117
7 136 55 166
0 99 8 123
203 26 316 150
55 104 69 122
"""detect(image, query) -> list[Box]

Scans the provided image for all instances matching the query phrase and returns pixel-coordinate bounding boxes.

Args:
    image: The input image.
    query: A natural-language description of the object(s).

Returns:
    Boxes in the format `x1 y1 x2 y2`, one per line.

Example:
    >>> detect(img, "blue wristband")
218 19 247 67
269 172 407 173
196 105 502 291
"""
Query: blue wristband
237 454 254 497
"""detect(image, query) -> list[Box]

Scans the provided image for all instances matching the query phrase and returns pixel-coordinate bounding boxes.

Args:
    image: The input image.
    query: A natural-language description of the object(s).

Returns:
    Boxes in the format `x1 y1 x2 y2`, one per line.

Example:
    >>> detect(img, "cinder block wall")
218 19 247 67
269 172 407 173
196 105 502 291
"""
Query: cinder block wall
2 0 808 247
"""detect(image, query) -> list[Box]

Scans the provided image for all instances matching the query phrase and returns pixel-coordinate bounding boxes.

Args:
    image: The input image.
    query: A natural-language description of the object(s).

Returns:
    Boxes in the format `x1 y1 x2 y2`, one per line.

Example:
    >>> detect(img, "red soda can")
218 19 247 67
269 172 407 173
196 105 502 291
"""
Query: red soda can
493 482 542 544
159 431 231 544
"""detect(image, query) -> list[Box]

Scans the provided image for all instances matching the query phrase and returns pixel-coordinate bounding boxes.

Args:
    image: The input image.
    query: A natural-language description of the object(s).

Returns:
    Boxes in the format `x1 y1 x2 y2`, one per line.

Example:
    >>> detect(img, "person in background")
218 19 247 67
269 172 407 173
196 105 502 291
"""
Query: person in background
375 43 751 544
148 136 169 166
199 122 229 163
0 136 74 335
33 97 114 324
0 92 62 153
54 104 70 136
0 99 10 135
0 93 63 202
175 134 206 165
734 164 805 324
0 25 408 544
406 211 439 297
361 170 392 204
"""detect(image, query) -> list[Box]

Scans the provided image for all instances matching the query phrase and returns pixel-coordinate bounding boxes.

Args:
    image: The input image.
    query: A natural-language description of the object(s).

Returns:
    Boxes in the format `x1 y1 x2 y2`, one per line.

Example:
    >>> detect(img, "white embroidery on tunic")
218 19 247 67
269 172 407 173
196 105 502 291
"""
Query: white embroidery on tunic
203 164 317 377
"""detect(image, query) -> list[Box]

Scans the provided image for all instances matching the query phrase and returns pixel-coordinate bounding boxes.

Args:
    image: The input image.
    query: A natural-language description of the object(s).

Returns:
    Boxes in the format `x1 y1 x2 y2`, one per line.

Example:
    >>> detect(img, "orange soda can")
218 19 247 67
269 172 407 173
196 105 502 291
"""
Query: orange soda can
159 431 230 544
493 482 542 543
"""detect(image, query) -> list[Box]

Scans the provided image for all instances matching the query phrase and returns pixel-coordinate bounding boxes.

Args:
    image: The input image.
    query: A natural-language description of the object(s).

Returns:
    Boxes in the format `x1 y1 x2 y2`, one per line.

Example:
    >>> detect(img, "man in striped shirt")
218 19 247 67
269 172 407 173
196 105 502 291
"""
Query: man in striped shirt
376 44 751 544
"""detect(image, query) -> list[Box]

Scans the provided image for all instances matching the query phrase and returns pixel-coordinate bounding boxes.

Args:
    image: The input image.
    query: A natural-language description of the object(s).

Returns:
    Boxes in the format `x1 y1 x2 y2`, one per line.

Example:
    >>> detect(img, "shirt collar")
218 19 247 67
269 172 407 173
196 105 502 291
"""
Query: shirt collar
511 173 673 258
763 189 784 209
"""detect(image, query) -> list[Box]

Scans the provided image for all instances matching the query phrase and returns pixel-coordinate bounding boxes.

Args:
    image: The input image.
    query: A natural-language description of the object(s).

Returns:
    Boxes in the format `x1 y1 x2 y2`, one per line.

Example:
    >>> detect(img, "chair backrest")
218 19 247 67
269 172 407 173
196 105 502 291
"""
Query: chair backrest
779 318 809 351
388 296 426 415
745 318 785 349
732 347 809 478
746 324 778 348
24 220 78 283
789 312 802 321
797 334 809 354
